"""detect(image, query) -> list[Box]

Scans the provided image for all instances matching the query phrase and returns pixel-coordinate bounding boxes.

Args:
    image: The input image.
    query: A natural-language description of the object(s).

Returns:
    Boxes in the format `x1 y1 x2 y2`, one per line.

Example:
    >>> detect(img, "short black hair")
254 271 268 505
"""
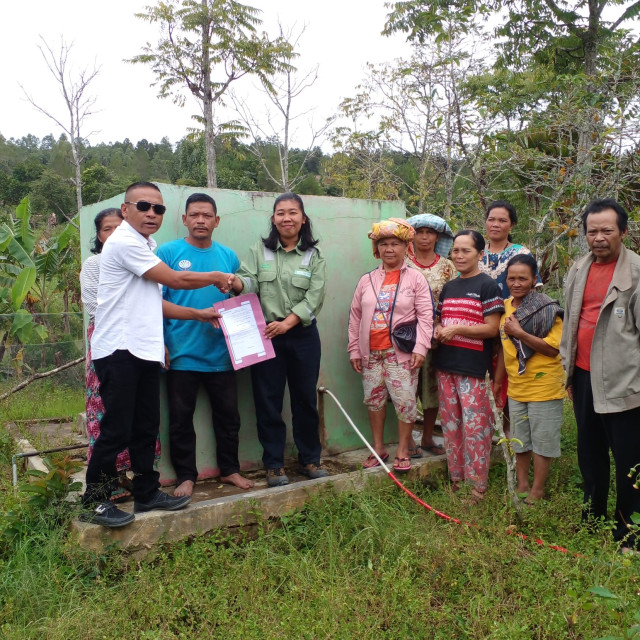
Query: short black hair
582 198 628 233
486 200 518 225
262 192 319 251
124 181 161 200
91 207 123 254
185 192 217 215
506 253 538 277
455 229 485 252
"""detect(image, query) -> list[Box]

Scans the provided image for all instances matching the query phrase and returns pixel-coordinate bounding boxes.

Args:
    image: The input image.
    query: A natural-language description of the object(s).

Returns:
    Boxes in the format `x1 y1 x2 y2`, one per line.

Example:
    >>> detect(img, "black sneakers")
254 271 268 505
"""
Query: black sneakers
79 502 135 528
134 489 191 513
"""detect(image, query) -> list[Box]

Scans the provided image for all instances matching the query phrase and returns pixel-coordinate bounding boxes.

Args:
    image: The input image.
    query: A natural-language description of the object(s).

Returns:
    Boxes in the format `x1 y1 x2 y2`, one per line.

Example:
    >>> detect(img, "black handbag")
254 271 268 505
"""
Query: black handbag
390 321 418 353
369 271 418 353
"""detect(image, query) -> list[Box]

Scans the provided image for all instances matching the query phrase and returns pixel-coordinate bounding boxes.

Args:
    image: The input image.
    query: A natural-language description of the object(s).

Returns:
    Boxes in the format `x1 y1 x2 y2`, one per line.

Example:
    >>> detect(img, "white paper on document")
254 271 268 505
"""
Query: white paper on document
220 299 266 361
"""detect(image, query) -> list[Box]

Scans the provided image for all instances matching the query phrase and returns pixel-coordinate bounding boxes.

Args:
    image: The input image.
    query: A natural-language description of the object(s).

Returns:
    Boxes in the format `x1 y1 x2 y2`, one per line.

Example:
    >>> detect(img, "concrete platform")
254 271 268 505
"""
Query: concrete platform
9 420 503 557
70 446 449 557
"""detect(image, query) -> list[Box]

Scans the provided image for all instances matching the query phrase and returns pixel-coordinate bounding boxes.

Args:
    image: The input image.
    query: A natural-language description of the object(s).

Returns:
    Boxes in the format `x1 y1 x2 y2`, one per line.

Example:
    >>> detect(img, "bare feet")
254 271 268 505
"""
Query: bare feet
220 473 254 490
174 480 195 497
465 489 485 506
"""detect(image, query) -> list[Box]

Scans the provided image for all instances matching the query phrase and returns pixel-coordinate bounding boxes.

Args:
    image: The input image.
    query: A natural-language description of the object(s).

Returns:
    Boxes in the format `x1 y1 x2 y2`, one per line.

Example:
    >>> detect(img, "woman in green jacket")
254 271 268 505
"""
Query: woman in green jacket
232 193 328 487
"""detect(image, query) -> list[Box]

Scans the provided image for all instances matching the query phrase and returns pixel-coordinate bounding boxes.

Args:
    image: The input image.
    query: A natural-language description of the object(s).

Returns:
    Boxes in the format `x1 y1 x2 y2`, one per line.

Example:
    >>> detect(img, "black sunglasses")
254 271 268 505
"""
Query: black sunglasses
124 200 167 215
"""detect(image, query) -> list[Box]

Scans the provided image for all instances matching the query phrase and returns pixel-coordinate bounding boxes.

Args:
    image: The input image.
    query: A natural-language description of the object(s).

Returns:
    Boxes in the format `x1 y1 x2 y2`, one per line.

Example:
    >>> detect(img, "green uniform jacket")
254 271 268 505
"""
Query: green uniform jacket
236 240 326 326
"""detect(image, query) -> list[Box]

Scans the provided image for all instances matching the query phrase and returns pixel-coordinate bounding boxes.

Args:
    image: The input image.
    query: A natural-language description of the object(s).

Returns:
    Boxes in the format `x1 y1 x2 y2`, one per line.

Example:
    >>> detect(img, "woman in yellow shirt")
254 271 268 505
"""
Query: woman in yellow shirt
494 254 565 505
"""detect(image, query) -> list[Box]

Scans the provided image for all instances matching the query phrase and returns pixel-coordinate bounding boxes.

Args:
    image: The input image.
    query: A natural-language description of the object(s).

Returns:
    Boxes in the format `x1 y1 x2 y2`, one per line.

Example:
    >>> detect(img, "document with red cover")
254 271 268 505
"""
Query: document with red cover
213 293 275 370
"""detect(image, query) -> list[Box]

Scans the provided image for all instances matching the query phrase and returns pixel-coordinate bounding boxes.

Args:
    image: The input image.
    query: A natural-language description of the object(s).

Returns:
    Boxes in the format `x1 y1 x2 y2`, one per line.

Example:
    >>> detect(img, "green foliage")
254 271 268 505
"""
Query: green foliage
81 163 120 205
1 455 82 545
0 197 82 375
20 455 83 508
28 169 75 222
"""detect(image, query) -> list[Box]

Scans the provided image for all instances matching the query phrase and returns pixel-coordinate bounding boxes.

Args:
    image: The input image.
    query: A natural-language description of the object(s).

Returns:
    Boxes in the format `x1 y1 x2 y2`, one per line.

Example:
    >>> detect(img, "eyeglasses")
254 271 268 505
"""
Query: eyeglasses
124 201 166 215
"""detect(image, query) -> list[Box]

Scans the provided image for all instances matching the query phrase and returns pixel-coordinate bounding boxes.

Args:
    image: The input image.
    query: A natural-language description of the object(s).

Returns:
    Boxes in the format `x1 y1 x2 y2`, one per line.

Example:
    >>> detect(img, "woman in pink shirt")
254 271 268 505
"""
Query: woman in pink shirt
348 219 434 472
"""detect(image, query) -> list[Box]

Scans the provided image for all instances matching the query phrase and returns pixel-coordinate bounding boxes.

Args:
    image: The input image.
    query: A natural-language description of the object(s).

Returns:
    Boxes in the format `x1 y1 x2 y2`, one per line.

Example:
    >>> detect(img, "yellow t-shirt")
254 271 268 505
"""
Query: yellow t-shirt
499 298 566 402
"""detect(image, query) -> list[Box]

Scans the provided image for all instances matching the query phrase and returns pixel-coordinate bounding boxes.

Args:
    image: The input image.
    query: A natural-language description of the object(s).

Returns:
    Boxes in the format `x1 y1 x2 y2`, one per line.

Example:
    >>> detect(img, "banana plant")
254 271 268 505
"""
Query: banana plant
0 197 76 368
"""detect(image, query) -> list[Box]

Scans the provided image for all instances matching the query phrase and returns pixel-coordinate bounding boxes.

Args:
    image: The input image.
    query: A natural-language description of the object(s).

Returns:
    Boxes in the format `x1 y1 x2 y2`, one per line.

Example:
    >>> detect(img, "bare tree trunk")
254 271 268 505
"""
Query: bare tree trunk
281 70 292 190
486 372 524 521
444 114 454 219
204 100 217 189
418 161 427 214
71 141 83 213
201 3 217 189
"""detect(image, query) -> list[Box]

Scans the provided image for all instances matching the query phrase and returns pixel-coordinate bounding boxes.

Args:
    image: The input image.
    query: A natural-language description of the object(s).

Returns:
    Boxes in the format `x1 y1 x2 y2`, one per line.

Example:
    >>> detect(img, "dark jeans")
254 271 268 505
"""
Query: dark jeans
84 350 160 504
250 322 322 469
573 366 640 547
166 369 241 482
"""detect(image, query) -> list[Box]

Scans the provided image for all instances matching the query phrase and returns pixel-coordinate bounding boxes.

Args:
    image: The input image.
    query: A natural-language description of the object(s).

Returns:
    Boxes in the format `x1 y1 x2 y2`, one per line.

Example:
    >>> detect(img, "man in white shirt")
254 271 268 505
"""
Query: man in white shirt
81 181 234 528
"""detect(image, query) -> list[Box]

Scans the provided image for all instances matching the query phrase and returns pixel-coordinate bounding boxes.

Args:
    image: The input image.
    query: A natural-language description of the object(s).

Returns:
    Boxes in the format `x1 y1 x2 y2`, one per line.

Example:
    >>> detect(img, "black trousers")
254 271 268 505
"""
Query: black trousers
250 322 322 470
166 369 241 483
573 366 640 547
84 350 160 504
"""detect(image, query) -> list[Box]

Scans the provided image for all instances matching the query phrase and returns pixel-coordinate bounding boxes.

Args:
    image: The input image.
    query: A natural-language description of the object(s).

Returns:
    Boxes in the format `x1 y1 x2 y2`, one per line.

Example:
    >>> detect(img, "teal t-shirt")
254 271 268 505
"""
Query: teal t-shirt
157 238 240 372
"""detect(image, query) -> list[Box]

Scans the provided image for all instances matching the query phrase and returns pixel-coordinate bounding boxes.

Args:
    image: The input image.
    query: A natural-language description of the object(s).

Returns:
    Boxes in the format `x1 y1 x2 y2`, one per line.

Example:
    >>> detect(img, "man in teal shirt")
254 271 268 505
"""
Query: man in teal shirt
158 193 254 496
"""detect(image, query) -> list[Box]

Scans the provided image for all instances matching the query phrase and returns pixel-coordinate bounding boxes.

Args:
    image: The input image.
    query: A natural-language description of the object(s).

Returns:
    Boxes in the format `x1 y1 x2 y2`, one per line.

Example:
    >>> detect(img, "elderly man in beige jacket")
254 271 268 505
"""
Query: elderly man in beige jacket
560 198 640 553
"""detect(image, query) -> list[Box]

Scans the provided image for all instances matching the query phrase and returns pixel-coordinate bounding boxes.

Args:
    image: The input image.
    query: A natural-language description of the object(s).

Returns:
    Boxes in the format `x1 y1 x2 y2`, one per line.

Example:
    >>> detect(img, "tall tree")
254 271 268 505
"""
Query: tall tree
21 38 99 216
232 24 333 192
131 0 293 188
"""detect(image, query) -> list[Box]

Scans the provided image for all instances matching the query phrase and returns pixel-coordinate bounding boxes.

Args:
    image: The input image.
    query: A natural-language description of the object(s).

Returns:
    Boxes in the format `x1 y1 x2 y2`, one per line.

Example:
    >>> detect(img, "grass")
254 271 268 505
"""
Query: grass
0 377 84 423
0 388 639 639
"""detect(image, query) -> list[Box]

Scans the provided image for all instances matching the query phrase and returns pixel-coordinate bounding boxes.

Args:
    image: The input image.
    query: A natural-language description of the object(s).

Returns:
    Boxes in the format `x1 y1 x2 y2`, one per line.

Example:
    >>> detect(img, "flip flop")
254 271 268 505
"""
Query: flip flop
109 486 132 504
423 444 445 456
408 445 423 459
362 452 389 469
393 457 411 472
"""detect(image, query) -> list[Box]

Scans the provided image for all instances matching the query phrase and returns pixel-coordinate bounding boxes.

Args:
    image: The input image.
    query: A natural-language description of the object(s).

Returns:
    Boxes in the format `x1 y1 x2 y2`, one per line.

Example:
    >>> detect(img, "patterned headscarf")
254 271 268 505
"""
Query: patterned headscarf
368 218 416 259
407 213 454 257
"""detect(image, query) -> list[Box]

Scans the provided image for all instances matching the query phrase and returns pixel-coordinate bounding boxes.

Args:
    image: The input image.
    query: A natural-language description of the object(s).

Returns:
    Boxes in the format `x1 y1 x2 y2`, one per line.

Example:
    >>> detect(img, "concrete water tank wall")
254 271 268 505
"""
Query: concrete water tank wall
80 186 407 483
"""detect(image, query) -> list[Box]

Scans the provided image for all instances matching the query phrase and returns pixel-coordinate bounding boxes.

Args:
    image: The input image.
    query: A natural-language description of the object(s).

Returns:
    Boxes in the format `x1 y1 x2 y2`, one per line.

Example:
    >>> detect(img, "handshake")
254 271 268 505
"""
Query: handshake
211 272 239 295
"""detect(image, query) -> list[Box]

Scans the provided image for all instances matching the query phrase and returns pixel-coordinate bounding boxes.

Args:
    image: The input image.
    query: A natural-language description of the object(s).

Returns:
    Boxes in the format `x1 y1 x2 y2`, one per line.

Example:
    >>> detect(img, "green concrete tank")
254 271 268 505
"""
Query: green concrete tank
80 186 407 483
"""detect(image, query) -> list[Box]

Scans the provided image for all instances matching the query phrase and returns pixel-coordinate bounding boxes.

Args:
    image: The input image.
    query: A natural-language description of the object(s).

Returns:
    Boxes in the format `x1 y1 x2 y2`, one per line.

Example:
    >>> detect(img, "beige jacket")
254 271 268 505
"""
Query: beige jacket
560 245 640 413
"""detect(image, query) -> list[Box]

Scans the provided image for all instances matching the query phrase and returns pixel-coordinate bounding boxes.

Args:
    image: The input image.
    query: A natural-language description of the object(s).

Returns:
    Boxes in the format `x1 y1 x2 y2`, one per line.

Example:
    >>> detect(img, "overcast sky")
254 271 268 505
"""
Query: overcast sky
0 0 412 148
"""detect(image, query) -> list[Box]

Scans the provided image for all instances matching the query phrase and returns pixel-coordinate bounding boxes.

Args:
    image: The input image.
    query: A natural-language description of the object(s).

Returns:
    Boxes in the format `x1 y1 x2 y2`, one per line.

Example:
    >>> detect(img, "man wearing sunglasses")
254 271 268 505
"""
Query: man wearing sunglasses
82 181 234 528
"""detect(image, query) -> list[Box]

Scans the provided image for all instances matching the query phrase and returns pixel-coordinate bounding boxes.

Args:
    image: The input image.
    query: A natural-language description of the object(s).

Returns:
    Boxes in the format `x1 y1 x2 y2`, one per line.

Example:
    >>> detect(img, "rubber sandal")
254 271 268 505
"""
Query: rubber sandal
392 457 411 472
423 444 445 456
408 445 423 459
362 452 389 469
109 486 132 504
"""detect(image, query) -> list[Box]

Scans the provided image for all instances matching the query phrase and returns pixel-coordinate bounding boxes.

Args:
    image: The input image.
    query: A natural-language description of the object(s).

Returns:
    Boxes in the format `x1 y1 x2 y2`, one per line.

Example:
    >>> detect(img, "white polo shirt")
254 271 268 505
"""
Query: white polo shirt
91 220 164 364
